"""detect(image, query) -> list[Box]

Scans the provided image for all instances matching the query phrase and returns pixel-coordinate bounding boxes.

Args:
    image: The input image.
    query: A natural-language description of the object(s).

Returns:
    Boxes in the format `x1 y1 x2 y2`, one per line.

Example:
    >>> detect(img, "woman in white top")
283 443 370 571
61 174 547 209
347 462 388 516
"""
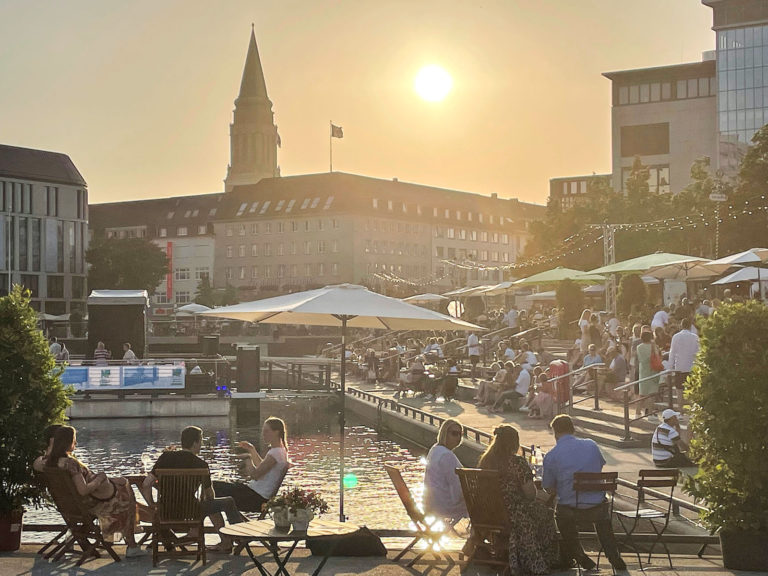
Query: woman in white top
578 309 592 354
424 418 467 521
213 417 289 513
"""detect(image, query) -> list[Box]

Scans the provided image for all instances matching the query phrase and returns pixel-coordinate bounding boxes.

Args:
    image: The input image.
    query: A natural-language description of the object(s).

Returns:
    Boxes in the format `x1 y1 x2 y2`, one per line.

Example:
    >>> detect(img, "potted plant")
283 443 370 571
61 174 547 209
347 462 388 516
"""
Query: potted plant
0 286 70 551
268 487 329 531
685 301 768 571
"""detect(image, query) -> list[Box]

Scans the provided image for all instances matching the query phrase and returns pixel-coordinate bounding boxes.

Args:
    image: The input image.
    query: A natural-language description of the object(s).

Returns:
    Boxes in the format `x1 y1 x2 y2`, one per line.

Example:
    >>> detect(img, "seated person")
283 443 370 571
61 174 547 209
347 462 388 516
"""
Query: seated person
652 409 695 468
573 344 603 390
33 423 62 473
213 417 289 513
606 346 628 386
142 426 245 553
527 374 554 420
514 341 539 371
424 419 467 521
477 363 508 406
491 363 530 413
440 359 460 402
46 426 147 558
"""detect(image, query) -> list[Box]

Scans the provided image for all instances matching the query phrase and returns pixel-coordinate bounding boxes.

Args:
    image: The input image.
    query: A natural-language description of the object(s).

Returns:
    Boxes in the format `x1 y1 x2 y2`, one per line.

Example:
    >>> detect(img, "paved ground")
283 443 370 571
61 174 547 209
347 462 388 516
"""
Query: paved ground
2 544 762 576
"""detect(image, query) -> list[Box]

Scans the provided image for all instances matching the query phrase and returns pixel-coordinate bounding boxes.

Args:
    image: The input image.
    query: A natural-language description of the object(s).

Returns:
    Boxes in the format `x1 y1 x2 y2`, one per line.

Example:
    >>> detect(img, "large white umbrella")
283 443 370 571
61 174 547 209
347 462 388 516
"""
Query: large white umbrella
402 293 448 305
585 252 703 276
514 266 606 286
480 280 517 296
712 267 765 285
707 249 768 300
644 257 714 281
175 303 212 315
201 284 481 521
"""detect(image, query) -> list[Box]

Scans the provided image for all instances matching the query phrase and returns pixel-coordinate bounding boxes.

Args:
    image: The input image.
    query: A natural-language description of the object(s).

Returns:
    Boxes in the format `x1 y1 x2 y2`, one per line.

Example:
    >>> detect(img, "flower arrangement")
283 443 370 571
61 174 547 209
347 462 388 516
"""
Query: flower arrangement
268 486 329 515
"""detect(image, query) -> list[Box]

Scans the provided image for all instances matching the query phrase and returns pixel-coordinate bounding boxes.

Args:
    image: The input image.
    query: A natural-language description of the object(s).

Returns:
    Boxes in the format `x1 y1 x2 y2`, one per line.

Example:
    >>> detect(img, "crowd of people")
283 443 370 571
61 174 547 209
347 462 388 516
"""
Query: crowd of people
34 417 292 558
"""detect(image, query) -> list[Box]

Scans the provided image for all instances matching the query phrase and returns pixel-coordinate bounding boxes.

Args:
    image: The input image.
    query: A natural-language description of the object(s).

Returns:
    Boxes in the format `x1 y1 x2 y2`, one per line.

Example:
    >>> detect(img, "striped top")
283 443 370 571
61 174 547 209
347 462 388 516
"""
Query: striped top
651 422 680 462
94 348 110 366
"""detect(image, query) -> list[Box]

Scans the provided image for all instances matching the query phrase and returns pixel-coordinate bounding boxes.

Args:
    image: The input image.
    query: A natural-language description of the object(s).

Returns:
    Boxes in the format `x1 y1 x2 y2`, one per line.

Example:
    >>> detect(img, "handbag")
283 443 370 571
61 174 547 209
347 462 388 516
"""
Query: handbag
650 346 664 372
306 526 387 557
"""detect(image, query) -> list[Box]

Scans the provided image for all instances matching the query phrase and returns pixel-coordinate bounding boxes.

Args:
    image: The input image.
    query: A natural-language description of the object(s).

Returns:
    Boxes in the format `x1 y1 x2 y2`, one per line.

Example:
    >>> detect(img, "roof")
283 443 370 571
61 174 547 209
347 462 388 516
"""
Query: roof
602 60 716 83
218 172 545 229
237 28 269 102
89 192 224 233
0 144 86 187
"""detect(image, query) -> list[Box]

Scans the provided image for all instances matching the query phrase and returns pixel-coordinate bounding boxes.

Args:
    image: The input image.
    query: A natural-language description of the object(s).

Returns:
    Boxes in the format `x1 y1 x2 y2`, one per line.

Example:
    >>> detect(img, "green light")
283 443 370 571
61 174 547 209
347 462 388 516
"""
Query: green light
343 473 358 490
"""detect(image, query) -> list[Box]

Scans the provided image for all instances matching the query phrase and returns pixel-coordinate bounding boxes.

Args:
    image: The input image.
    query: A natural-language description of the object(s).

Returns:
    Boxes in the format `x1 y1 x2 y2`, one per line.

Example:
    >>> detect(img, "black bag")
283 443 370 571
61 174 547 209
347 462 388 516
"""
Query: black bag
306 526 387 557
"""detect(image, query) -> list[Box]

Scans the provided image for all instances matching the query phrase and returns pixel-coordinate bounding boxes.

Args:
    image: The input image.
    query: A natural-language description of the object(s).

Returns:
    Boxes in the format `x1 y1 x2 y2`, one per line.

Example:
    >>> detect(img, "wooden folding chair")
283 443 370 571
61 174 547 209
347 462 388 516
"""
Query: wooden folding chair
455 468 509 568
150 468 209 567
43 467 121 566
573 471 618 574
615 469 679 569
384 464 453 567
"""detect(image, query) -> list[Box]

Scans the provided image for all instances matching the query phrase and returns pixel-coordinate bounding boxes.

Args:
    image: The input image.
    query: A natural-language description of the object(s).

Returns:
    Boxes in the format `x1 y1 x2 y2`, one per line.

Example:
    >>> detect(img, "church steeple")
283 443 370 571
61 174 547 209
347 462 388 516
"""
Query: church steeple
224 26 280 192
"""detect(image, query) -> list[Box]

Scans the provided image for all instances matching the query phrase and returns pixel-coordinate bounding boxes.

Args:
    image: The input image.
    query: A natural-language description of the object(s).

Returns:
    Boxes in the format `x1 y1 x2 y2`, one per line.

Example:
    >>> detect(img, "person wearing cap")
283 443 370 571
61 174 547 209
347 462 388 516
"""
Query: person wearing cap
652 409 694 468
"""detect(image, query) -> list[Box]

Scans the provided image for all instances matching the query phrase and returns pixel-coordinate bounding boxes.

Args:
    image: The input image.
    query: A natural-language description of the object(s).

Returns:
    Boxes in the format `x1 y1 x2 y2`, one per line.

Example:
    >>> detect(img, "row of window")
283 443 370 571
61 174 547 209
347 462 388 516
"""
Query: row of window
7 273 86 300
170 268 210 281
225 263 341 280
718 25 768 51
720 105 768 135
435 227 518 247
2 217 85 275
368 262 429 277
166 207 217 220
225 219 340 236
434 246 514 263
364 219 426 235
621 165 670 195
719 66 768 96
226 240 340 258
234 197 335 218
371 198 513 226
153 291 191 305
107 227 146 239
616 77 716 106
0 182 68 217
159 224 208 238
364 241 428 258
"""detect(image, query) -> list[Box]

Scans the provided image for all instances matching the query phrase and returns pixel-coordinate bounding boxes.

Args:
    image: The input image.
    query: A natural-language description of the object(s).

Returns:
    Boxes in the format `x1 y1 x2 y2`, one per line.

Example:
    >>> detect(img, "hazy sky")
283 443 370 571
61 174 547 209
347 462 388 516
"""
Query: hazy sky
0 1 714 205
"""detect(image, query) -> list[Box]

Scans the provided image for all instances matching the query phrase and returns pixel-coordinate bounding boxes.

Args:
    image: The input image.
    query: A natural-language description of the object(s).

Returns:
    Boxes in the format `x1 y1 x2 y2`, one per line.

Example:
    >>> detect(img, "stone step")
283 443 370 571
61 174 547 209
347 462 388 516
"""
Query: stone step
570 405 658 432
571 413 654 443
573 426 646 449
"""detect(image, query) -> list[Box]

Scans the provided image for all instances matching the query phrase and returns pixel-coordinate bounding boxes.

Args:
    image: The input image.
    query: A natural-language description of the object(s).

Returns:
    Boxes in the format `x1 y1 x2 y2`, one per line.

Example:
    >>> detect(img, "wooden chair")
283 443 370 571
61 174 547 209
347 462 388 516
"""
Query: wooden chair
42 467 121 566
615 469 679 569
150 468 209 567
455 468 509 568
384 464 453 567
573 471 618 574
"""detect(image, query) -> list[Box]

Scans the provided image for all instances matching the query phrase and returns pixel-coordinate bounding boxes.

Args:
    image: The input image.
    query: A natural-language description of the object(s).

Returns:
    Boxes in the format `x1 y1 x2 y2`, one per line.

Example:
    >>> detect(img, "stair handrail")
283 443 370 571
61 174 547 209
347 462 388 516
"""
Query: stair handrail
613 369 674 442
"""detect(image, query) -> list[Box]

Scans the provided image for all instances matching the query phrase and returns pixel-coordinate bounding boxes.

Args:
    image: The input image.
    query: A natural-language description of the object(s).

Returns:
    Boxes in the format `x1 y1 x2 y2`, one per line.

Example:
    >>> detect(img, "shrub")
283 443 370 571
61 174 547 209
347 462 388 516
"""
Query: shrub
684 301 768 532
0 286 70 513
617 274 646 315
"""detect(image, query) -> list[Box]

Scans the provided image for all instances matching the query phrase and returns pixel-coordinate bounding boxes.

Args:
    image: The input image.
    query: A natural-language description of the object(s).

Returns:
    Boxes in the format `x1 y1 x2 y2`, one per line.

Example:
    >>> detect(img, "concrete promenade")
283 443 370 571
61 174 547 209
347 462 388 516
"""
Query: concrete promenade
2 544 761 576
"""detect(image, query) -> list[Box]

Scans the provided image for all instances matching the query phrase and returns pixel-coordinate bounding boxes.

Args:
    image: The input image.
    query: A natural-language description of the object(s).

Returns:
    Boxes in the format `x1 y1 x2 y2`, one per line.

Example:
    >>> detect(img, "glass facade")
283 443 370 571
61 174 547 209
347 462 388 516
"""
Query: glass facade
717 24 768 171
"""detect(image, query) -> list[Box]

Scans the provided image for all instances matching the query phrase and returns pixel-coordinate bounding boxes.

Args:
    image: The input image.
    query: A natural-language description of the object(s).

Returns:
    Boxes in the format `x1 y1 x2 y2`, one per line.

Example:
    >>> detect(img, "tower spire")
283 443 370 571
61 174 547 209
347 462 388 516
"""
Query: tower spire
224 27 280 192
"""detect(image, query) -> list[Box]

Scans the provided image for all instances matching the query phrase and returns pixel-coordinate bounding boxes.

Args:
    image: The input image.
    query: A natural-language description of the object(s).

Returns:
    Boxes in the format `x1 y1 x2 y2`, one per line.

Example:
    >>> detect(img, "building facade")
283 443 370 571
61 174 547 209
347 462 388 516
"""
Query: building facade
0 144 88 314
548 174 611 211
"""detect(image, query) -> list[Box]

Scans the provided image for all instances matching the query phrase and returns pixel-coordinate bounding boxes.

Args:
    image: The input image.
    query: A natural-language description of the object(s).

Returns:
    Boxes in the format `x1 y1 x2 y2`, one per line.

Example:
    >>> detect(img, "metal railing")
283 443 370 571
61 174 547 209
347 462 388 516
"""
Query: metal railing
613 370 674 442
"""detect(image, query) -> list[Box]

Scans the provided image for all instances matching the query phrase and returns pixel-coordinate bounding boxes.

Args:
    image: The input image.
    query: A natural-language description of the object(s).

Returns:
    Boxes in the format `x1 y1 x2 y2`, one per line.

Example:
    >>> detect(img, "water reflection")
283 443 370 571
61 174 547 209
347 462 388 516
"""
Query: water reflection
29 409 426 536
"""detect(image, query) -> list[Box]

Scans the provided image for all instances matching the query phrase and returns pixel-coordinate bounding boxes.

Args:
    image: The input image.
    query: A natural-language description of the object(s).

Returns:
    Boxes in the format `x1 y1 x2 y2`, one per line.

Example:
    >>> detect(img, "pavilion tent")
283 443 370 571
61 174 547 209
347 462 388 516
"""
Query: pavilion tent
513 266 605 286
200 284 482 521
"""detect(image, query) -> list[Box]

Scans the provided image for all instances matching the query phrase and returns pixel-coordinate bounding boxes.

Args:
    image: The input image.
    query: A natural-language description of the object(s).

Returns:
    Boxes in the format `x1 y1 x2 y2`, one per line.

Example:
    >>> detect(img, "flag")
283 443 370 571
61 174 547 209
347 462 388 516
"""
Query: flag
331 124 344 139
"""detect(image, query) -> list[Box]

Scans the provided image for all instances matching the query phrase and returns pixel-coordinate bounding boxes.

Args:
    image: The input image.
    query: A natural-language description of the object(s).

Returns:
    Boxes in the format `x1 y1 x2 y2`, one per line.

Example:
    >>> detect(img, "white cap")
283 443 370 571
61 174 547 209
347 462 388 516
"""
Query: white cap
662 409 681 421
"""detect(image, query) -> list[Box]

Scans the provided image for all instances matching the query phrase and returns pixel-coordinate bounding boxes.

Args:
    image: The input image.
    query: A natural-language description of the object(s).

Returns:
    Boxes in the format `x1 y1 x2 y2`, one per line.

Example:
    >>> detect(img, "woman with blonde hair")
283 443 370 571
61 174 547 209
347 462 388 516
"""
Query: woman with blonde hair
479 425 559 576
424 418 467 521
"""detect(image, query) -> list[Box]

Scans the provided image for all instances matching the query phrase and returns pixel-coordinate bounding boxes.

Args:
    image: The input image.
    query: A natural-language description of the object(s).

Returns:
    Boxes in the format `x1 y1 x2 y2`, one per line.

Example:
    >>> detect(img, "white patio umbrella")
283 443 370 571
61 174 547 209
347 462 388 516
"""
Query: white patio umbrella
401 293 448 305
175 303 212 315
712 266 765 285
480 280 517 296
644 257 714 281
707 248 768 300
201 284 481 521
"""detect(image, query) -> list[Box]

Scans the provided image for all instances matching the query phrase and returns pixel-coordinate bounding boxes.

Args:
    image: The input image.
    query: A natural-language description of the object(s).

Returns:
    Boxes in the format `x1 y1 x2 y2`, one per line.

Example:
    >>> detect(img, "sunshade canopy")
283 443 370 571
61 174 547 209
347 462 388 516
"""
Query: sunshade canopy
402 293 448 304
480 281 517 296
712 267 767 285
201 283 482 331
175 303 212 315
706 248 768 274
645 257 714 281
514 267 605 286
585 253 704 276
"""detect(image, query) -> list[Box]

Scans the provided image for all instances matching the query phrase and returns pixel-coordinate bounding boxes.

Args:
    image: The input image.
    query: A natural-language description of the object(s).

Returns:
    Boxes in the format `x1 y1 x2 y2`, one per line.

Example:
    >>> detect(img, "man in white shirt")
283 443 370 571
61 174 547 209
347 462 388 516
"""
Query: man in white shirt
668 318 700 411
504 306 519 333
651 307 670 331
491 364 531 412
652 409 694 468
49 337 61 358
122 342 138 365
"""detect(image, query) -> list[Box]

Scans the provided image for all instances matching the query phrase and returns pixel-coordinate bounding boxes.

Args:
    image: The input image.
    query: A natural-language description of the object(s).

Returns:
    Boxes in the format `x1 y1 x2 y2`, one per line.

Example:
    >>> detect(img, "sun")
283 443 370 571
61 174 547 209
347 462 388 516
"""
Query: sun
414 65 453 102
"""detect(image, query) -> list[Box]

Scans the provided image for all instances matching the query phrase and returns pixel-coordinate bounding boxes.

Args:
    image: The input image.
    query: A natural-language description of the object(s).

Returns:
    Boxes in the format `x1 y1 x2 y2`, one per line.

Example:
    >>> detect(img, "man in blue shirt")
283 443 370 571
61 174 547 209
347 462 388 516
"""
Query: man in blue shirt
542 415 626 572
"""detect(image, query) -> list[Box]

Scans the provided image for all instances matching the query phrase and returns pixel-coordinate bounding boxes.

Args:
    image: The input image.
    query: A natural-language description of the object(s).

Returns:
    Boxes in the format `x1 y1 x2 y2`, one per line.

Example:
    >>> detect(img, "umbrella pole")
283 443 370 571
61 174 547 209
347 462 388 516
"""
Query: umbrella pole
338 316 348 522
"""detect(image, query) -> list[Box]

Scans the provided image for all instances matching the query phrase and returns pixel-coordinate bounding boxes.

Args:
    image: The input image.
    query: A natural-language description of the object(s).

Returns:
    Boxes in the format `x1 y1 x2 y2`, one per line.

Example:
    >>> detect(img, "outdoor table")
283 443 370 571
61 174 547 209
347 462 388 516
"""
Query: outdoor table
221 518 359 576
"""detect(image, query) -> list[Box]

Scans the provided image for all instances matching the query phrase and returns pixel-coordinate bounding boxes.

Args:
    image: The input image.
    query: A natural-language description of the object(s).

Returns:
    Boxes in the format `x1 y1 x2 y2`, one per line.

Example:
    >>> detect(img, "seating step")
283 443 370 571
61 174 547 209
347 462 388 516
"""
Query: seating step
570 406 658 432
573 426 646 449
571 413 654 443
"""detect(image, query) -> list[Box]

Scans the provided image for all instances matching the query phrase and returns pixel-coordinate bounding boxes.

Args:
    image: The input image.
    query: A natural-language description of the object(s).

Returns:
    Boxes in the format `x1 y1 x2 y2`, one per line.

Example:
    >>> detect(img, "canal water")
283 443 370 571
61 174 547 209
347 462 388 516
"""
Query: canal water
27 404 428 540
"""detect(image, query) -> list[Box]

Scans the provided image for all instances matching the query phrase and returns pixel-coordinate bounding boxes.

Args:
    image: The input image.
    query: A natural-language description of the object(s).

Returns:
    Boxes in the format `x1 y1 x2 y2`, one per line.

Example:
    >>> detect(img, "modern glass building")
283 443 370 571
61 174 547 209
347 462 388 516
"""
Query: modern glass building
705 0 768 172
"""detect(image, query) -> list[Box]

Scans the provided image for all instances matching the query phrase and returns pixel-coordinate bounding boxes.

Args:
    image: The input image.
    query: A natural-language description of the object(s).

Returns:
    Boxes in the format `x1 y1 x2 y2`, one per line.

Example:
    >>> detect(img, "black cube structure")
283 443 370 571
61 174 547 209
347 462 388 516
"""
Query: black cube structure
87 290 148 360
236 345 260 392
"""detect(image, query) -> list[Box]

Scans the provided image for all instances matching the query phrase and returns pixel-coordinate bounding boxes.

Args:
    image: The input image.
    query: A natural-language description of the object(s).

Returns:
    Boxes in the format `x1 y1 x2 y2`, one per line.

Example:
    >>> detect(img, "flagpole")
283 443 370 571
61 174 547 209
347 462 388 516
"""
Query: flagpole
329 120 333 173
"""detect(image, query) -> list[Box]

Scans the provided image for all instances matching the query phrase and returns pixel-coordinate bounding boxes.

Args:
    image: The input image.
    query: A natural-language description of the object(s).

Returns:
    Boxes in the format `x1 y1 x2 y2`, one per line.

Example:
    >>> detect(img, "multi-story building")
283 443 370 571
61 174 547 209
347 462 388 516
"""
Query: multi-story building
603 56 718 195
0 144 88 315
548 174 611 211
213 172 544 298
89 193 222 314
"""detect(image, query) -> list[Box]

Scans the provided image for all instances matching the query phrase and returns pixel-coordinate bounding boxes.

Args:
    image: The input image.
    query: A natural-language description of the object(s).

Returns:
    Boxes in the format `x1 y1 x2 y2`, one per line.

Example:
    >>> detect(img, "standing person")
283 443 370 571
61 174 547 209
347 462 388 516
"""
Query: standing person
542 415 626 572
667 318 699 412
49 337 61 358
651 306 669 332
652 409 695 468
58 342 70 363
628 323 642 383
46 426 147 558
504 305 519 334
213 417 289 513
479 425 560 576
467 332 481 380
606 312 619 339
142 426 246 553
122 342 138 365
93 341 111 366
635 331 661 420
578 309 592 354
423 418 467 521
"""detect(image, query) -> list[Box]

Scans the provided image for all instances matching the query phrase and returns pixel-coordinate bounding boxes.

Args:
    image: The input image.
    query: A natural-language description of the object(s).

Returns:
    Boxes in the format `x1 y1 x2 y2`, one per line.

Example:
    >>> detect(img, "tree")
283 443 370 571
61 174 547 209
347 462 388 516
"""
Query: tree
0 286 70 517
194 276 216 308
617 274 646 315
220 283 239 306
86 237 168 294
555 279 584 337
